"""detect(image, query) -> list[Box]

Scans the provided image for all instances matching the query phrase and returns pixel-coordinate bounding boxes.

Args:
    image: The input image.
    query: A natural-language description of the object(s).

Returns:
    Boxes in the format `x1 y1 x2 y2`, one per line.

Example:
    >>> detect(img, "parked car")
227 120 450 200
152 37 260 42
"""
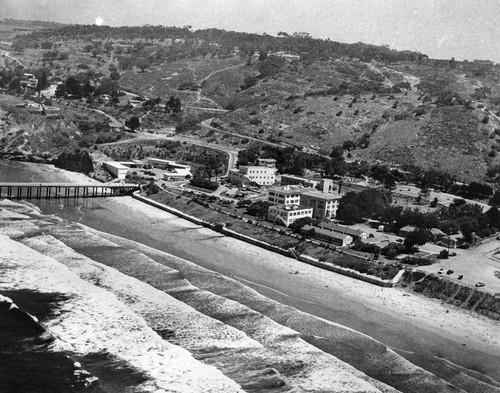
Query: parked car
475 282 485 287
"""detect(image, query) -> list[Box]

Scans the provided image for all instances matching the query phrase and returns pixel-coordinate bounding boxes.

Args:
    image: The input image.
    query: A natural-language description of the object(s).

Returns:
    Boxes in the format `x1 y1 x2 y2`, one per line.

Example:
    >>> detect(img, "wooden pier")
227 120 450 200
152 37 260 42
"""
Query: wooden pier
0 183 140 200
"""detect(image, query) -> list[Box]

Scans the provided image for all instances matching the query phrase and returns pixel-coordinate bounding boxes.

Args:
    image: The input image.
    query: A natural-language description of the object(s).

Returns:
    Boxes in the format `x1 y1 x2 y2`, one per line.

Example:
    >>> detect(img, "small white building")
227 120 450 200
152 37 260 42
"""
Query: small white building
163 167 192 181
267 204 313 227
228 166 276 187
257 158 276 168
146 158 191 171
104 162 129 179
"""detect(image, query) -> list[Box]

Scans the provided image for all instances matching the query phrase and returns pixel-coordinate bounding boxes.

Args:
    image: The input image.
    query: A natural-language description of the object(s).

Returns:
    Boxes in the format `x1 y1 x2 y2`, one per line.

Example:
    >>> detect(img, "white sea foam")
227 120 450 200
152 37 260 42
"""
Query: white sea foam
0 234 245 393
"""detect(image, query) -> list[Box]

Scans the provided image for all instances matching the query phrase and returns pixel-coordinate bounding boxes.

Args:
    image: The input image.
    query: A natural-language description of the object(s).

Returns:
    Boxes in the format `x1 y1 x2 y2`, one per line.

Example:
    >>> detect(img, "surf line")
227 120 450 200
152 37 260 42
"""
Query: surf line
232 275 319 306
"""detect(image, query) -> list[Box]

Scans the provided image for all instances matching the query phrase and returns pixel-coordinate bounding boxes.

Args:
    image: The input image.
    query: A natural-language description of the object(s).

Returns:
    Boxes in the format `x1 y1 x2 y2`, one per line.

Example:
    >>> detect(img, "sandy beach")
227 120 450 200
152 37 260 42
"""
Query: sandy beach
110 197 500 344
67 195 500 385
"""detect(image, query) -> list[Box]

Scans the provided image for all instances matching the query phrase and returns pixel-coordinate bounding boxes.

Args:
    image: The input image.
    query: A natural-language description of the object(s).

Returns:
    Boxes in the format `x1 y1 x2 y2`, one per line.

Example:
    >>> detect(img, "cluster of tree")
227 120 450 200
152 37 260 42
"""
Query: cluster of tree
16 24 426 66
54 73 121 101
246 200 271 220
237 145 325 176
346 161 458 193
336 188 392 223
189 174 219 191
447 182 494 199
194 151 225 182
378 198 500 244
0 66 50 94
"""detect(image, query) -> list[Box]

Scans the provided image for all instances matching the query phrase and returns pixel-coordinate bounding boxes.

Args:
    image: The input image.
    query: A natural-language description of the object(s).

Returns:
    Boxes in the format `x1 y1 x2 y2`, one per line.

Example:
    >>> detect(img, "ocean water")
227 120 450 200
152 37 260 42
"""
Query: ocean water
0 291 105 393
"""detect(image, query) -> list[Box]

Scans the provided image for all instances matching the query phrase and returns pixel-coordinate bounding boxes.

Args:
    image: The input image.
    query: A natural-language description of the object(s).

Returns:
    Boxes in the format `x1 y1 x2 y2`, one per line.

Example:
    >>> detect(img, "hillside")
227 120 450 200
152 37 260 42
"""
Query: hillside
1 23 500 183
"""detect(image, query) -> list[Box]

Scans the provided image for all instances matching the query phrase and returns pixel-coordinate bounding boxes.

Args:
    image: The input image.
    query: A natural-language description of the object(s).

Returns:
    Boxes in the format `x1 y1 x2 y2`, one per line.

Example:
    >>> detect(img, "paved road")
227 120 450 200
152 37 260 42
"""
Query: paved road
201 118 285 149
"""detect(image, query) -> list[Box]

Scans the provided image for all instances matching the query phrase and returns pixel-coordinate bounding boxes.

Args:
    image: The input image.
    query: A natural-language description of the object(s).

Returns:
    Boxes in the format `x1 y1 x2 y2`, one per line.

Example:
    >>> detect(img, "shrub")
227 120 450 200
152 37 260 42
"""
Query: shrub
189 176 219 191
402 256 433 266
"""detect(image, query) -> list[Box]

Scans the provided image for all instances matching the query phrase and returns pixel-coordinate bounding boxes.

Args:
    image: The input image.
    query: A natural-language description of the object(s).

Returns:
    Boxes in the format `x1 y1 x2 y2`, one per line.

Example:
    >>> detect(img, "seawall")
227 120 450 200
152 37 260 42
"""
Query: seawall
132 192 400 288
402 270 500 320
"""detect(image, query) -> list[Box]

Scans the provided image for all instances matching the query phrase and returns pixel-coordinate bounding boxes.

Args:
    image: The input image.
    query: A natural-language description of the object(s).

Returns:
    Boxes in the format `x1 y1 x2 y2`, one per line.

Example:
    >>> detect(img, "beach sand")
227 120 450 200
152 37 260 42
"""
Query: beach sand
102 196 500 382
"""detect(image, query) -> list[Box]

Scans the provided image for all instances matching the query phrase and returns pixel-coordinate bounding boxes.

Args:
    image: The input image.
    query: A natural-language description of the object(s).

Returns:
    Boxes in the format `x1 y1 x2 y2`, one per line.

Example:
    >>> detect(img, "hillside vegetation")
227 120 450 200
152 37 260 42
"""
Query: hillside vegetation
2 22 500 182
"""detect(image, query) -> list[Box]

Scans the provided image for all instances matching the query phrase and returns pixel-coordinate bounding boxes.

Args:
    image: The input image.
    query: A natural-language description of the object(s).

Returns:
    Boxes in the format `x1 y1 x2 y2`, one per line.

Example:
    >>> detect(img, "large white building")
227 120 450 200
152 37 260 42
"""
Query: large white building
267 185 342 219
267 204 313 227
103 162 129 179
268 185 303 206
228 166 276 187
299 190 342 219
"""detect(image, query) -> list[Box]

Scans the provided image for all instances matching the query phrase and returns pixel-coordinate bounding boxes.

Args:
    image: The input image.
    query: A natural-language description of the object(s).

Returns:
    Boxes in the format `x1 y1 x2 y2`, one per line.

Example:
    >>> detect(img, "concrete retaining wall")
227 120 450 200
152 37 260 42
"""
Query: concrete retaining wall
133 192 400 287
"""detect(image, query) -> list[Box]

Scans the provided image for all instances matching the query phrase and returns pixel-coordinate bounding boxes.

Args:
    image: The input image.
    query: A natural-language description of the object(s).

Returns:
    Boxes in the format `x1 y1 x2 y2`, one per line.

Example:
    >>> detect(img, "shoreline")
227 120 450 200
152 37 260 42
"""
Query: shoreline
2 161 500 384
76 195 500 383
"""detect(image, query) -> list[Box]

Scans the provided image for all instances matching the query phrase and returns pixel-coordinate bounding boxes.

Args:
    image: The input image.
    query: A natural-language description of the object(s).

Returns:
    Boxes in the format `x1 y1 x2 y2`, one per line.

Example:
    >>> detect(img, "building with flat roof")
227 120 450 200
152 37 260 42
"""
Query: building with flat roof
146 158 191 171
267 204 313 227
257 158 276 168
268 185 303 206
301 225 353 246
268 185 342 219
228 166 276 187
317 222 368 241
103 162 129 179
279 174 318 189
163 167 192 181
300 190 342 219
280 175 336 193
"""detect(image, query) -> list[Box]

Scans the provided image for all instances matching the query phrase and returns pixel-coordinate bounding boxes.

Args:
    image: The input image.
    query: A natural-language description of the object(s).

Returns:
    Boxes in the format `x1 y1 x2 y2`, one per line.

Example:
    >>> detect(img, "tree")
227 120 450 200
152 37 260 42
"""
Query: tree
82 80 94 97
65 76 83 98
166 96 182 114
54 83 67 97
246 201 271 220
34 67 49 90
289 217 314 233
118 55 134 71
342 140 356 152
109 64 120 80
95 77 119 96
404 228 428 253
125 116 140 131
337 203 362 223
256 55 285 78
135 57 151 72
8 76 21 91
330 146 344 160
